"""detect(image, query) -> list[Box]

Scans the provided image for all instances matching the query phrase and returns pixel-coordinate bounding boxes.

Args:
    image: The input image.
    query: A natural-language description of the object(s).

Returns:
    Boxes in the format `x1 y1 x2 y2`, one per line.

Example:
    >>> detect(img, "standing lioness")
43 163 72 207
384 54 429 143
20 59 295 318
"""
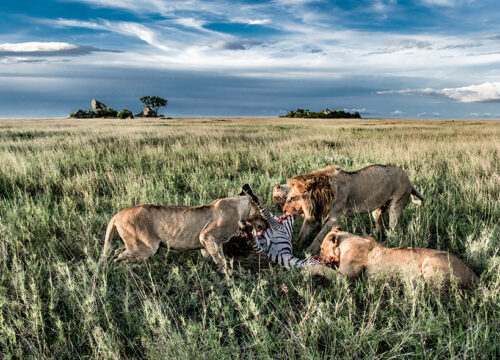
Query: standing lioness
101 196 265 267
278 165 424 253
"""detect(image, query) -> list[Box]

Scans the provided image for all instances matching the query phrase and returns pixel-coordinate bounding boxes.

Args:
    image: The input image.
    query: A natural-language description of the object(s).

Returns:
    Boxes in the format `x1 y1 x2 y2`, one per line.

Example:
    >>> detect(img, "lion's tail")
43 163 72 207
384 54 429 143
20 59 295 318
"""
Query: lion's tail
410 184 424 205
99 214 117 265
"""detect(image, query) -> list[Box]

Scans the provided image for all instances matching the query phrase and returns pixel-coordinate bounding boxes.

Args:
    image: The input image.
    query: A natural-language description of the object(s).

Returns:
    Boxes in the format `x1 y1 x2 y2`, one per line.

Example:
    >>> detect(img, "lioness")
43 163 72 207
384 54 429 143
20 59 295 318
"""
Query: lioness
319 227 479 287
279 165 424 253
101 196 266 267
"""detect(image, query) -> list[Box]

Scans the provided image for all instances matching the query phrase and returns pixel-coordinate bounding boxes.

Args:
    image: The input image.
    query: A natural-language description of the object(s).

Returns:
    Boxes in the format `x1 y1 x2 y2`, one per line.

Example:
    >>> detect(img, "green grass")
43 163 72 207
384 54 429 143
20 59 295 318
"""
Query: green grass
0 117 499 359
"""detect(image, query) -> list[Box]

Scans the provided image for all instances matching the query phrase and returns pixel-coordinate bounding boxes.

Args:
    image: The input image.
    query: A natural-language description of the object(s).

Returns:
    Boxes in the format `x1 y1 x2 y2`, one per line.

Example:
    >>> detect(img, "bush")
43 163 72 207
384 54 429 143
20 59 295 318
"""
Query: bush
117 109 134 119
94 107 118 118
70 109 93 118
281 108 361 119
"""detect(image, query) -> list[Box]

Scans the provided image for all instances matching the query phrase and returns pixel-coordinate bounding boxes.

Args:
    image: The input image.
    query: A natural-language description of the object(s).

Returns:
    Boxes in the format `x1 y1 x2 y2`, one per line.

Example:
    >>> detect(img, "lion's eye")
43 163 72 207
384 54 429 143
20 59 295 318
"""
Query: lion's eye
286 196 300 203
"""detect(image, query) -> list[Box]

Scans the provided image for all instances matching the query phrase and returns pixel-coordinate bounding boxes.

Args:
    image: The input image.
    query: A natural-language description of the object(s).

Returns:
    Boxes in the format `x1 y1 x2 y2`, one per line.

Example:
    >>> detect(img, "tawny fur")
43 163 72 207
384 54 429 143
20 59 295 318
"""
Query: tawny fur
319 227 479 287
101 196 266 266
272 183 290 207
279 165 424 253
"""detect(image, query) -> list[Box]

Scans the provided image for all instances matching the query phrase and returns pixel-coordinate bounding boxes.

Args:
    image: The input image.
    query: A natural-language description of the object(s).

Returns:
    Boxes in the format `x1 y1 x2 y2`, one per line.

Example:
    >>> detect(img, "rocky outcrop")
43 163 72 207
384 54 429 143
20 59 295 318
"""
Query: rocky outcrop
143 106 156 117
91 99 107 111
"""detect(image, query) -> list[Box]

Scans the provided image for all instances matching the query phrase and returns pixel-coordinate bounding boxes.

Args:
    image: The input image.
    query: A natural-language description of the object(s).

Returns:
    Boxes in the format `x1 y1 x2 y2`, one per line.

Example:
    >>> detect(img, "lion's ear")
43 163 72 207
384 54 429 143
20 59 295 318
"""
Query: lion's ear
330 225 342 232
304 179 315 192
274 182 281 189
238 187 246 196
326 228 339 246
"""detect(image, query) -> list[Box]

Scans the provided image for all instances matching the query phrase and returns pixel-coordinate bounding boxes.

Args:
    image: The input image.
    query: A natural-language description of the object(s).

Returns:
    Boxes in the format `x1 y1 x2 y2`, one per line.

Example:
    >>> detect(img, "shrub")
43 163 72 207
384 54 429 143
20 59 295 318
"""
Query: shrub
281 108 361 119
94 107 118 118
117 109 134 119
70 109 93 118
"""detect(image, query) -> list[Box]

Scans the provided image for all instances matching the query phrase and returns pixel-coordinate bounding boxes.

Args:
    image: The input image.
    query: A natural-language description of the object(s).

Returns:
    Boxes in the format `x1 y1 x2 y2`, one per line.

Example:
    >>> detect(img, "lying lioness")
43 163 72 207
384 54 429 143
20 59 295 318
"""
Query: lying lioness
319 227 479 287
101 195 266 267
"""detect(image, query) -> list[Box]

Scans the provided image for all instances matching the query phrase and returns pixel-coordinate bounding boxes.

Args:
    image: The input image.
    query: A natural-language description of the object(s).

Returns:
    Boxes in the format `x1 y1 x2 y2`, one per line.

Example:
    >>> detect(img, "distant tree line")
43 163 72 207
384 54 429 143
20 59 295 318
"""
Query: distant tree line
281 108 361 119
70 96 169 119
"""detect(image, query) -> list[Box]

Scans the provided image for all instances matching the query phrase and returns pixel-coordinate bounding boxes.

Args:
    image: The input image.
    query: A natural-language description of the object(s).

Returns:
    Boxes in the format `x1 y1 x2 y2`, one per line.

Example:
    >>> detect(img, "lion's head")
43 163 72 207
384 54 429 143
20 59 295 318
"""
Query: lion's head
319 227 341 264
272 183 291 207
282 173 335 222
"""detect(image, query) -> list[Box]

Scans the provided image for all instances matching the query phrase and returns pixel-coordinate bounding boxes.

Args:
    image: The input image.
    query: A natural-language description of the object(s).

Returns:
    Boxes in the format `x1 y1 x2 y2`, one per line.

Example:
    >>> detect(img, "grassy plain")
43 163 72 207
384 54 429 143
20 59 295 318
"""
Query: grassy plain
0 117 499 359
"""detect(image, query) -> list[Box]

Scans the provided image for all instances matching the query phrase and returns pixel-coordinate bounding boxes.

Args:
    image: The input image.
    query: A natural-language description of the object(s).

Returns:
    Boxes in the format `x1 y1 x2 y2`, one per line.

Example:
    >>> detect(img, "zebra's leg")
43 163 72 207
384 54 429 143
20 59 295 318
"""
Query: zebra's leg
302 264 339 279
242 184 280 230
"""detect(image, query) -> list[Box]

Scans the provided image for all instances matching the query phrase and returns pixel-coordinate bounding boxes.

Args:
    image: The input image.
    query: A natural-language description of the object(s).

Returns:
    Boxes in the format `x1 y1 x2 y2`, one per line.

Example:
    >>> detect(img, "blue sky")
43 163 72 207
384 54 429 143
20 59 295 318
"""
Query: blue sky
1 0 499 118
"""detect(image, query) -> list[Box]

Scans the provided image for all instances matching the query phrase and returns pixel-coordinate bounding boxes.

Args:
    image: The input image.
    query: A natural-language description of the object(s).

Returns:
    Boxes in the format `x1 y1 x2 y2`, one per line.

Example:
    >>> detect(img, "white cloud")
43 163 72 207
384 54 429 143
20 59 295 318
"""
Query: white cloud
344 108 366 113
378 82 500 103
35 5 500 83
173 18 206 31
391 110 404 115
0 42 78 52
421 0 456 6
0 41 111 59
231 18 272 25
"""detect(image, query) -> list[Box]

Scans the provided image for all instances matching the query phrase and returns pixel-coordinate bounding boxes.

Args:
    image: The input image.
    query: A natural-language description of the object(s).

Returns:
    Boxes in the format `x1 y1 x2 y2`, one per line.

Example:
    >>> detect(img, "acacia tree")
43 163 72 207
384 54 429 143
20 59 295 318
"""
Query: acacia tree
140 96 168 115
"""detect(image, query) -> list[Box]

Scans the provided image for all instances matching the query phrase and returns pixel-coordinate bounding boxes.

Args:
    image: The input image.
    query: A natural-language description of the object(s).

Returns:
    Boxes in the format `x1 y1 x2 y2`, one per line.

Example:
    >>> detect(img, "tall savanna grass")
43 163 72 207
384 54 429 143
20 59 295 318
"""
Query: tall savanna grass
0 117 498 359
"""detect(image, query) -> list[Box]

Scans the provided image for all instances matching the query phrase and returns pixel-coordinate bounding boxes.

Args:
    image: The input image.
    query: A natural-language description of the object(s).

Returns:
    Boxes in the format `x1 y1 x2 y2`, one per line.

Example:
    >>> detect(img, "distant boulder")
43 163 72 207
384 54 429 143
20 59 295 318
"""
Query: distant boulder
91 99 107 111
143 106 157 117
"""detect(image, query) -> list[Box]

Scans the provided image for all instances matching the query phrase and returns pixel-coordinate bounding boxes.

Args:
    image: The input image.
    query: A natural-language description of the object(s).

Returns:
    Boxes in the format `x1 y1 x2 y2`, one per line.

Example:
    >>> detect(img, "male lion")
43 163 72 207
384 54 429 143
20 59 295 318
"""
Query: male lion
279 165 424 253
319 227 479 287
101 195 266 267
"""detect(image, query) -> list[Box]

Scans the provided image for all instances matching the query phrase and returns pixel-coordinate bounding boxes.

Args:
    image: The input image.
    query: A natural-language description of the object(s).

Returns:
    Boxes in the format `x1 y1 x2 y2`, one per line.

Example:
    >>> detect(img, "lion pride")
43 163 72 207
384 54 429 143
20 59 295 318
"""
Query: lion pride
279 165 424 253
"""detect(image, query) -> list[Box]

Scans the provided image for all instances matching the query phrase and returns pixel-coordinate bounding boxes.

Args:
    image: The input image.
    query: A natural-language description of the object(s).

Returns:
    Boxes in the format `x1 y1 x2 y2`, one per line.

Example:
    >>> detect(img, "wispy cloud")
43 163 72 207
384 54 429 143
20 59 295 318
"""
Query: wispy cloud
45 18 171 51
482 34 500 40
210 39 261 50
421 0 456 6
469 112 493 117
391 110 405 116
378 82 500 103
417 112 441 117
370 39 433 55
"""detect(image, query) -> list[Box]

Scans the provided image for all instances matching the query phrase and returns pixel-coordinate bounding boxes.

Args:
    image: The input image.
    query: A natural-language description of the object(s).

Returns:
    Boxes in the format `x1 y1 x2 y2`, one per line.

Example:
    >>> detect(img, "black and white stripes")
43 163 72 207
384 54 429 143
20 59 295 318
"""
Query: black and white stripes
241 185 321 269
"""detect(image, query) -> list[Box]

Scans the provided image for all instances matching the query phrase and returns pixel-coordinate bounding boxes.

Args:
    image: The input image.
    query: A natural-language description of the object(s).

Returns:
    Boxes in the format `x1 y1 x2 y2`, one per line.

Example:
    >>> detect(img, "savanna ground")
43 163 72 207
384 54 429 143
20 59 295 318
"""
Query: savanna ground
0 117 499 359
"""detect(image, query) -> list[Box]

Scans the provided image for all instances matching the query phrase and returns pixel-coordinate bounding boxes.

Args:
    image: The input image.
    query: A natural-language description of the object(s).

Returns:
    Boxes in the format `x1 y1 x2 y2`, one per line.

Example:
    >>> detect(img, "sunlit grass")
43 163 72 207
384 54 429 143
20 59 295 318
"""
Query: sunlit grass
0 117 498 358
